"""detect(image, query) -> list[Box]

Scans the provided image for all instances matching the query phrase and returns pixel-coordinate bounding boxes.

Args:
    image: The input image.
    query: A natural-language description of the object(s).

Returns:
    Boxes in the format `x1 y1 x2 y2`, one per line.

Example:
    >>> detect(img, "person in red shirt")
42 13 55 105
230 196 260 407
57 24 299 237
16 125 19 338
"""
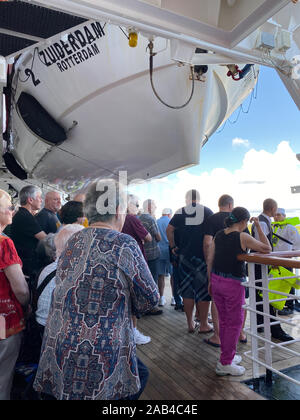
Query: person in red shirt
0 189 29 400
122 195 152 258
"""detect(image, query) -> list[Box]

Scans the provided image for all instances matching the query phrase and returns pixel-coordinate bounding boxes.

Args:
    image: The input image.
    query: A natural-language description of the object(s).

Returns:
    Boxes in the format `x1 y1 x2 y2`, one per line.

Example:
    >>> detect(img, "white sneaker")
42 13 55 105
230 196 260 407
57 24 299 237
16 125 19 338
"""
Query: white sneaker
134 329 151 345
171 297 176 306
159 296 166 306
215 361 245 376
233 355 242 365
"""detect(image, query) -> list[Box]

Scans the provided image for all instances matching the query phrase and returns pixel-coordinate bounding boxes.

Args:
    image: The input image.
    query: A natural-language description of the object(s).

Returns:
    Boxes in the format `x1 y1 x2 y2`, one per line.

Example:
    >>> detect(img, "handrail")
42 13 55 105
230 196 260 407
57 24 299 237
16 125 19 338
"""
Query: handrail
239 251 300 391
237 251 300 268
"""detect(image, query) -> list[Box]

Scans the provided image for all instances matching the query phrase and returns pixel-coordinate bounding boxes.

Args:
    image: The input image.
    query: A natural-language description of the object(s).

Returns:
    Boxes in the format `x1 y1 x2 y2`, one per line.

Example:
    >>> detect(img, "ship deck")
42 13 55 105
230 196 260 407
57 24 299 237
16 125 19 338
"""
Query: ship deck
136 282 300 401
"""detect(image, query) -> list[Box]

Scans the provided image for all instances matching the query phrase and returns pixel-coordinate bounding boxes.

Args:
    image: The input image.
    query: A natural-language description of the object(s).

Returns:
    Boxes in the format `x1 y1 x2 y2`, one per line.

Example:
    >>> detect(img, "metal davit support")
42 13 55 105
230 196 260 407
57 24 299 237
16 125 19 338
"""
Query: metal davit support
238 251 300 389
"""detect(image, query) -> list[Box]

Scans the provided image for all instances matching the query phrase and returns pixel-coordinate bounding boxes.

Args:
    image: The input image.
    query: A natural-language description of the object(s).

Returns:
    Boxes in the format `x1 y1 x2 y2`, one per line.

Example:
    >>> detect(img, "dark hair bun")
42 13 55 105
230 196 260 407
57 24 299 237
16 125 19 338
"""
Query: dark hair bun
224 207 250 227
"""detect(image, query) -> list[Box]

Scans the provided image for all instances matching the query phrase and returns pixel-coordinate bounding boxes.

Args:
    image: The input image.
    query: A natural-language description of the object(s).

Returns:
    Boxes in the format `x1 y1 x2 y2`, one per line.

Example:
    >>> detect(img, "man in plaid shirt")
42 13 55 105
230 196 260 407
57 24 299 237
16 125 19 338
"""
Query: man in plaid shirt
139 199 163 315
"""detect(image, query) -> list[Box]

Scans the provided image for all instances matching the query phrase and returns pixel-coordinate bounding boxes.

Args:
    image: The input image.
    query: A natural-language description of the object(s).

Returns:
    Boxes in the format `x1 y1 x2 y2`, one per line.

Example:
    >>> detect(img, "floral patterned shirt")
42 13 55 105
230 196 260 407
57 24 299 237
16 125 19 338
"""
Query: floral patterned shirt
33 228 159 400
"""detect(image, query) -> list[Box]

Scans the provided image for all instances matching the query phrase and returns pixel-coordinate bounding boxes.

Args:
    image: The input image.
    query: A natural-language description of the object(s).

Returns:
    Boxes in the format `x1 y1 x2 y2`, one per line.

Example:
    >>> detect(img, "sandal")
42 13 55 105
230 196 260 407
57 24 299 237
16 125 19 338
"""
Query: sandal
188 321 200 333
198 328 213 334
203 338 221 348
239 333 247 343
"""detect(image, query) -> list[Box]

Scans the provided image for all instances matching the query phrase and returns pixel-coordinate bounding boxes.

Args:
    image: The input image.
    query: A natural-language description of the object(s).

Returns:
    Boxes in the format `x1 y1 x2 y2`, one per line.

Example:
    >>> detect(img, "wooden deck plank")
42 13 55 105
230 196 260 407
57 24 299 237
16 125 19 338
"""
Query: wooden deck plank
136 281 299 400
139 337 224 400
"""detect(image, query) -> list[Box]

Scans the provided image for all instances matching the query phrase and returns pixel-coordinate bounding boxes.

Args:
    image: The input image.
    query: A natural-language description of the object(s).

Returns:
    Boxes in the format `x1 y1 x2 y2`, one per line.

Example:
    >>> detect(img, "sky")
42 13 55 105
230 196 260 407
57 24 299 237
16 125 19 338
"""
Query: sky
130 65 300 217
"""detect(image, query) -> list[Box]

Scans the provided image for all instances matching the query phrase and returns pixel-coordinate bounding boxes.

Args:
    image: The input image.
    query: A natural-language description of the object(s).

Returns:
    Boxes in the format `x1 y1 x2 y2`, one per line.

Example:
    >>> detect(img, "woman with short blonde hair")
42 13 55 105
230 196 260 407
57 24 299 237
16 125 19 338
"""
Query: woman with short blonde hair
0 189 29 399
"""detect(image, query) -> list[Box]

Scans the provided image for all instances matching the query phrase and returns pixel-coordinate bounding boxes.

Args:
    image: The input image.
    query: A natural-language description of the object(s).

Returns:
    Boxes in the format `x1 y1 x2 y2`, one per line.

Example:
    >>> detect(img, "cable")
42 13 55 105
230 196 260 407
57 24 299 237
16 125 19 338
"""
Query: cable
216 121 227 134
216 66 259 134
228 105 242 124
216 104 242 133
252 68 259 99
17 47 38 83
241 89 254 114
56 145 119 177
119 26 129 40
148 41 195 109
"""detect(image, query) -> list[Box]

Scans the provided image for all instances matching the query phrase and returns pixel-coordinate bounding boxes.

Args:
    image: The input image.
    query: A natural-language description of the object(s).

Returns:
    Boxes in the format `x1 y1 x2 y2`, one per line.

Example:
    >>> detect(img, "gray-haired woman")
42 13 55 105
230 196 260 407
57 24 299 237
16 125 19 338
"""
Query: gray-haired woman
34 179 159 400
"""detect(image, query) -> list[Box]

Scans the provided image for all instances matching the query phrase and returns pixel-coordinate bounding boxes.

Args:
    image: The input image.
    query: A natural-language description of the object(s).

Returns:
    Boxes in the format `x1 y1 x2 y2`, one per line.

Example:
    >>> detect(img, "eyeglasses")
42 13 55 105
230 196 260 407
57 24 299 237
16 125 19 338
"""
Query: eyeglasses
0 205 15 212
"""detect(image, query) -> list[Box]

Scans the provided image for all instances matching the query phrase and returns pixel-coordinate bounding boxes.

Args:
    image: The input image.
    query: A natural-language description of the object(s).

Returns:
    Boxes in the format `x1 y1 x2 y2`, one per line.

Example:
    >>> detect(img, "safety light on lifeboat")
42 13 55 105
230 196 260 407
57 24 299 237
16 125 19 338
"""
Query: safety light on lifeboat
128 29 138 48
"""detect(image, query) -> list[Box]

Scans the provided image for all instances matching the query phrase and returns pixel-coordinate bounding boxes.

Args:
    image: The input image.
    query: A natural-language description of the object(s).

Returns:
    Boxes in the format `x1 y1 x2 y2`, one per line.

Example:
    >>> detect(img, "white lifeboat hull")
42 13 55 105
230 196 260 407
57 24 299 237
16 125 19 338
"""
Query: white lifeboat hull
9 22 258 192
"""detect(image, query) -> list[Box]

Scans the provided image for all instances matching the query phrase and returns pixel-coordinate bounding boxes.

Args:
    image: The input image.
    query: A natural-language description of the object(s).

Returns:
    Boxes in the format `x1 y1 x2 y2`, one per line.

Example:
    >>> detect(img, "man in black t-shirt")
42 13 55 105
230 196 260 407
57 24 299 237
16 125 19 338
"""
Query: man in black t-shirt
203 194 234 261
11 186 47 278
36 191 61 234
202 194 234 347
166 189 213 333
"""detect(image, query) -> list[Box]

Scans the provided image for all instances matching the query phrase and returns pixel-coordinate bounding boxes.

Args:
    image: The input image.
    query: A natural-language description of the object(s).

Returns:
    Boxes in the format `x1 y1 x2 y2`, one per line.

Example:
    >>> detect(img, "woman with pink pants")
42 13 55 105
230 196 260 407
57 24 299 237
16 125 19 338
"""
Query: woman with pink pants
206 207 271 376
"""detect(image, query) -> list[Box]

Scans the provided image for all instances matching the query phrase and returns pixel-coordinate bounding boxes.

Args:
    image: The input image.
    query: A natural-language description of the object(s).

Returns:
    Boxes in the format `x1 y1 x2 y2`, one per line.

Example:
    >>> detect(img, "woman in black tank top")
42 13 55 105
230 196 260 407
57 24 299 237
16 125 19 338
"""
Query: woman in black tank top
206 207 271 377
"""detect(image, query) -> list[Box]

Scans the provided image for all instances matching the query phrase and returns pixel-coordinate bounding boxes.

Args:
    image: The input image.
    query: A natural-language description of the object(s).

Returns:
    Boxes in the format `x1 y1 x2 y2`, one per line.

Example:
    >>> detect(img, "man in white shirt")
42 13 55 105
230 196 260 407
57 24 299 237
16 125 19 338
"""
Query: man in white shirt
273 208 300 314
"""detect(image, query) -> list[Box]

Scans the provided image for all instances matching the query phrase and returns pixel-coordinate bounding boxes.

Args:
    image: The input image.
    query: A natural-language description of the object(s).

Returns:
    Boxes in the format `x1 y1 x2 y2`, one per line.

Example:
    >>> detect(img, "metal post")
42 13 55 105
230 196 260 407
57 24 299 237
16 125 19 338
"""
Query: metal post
240 251 300 390
0 56 7 168
248 262 260 384
261 264 273 384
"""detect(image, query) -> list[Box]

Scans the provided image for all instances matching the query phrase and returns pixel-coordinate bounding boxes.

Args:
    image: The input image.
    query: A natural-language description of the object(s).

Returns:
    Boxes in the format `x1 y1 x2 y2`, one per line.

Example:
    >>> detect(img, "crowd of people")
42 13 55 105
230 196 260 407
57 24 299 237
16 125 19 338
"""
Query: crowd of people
0 180 300 400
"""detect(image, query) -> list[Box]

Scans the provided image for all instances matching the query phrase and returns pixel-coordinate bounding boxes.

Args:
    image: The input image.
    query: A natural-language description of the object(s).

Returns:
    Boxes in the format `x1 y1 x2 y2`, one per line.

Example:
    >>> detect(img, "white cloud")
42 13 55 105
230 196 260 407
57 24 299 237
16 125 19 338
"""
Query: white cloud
232 137 250 147
129 141 300 218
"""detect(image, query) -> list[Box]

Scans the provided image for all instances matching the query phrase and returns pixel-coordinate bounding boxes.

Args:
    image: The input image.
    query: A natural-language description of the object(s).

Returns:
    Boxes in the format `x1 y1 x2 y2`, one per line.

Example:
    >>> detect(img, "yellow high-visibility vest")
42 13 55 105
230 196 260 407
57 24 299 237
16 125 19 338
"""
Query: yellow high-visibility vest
261 266 300 310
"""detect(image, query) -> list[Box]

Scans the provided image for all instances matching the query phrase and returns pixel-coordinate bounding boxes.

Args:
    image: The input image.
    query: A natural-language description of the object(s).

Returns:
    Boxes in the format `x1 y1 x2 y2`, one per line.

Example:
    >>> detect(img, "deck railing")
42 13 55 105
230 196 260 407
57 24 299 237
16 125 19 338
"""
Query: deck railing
237 251 300 387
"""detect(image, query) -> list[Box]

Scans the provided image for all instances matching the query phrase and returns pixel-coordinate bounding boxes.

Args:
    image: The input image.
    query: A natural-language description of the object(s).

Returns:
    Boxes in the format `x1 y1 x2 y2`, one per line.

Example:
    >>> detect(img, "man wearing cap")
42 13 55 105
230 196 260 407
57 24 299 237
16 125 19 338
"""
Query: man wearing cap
273 208 300 314
273 208 300 251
